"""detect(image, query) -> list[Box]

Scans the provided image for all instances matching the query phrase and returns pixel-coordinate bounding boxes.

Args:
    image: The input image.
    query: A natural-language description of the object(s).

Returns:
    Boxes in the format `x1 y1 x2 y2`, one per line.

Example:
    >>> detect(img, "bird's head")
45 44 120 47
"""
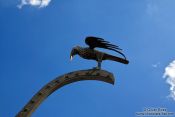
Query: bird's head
70 46 80 61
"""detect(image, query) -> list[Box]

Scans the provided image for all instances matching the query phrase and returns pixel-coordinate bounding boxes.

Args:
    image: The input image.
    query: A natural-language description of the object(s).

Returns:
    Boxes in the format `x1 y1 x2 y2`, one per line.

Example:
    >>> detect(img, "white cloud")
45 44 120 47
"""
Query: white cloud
17 0 51 9
163 60 175 101
152 62 160 68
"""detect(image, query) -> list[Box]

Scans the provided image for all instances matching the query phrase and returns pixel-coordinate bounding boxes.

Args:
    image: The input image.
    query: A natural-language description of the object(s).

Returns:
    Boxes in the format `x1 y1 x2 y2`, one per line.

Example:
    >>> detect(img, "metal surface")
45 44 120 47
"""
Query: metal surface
16 69 115 117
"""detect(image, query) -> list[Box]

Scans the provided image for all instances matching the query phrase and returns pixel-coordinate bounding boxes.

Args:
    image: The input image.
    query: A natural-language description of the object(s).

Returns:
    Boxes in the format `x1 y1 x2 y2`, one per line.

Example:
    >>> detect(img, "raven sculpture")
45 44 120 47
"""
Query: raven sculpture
70 36 129 69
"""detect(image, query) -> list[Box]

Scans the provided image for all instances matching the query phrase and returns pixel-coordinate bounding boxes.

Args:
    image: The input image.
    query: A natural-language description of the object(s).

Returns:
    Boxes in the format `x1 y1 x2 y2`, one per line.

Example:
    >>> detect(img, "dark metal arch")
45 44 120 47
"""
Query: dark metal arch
16 69 115 117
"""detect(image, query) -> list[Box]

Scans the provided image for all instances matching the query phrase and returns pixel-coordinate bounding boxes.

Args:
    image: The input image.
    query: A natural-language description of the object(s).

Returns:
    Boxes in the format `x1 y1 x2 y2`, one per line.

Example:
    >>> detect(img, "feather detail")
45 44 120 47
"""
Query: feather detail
85 36 126 59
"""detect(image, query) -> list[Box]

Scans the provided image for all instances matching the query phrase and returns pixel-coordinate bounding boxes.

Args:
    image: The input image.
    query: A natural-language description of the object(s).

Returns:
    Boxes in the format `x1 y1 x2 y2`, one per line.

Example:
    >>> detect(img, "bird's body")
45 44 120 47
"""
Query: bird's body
70 36 129 69
74 46 102 61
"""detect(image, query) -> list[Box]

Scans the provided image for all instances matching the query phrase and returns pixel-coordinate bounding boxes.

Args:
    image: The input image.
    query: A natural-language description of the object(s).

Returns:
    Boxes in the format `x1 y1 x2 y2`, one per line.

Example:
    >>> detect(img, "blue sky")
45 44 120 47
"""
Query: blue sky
0 0 175 117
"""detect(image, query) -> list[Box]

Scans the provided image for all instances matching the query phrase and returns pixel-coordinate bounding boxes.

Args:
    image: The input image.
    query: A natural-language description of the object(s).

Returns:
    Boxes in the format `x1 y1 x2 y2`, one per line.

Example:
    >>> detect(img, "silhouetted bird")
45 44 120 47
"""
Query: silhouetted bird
70 36 129 69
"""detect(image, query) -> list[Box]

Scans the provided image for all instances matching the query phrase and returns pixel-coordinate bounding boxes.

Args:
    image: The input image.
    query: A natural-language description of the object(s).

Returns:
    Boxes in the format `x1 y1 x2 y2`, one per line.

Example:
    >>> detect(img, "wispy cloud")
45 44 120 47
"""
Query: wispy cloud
146 1 159 17
152 62 160 68
163 60 175 101
17 0 51 9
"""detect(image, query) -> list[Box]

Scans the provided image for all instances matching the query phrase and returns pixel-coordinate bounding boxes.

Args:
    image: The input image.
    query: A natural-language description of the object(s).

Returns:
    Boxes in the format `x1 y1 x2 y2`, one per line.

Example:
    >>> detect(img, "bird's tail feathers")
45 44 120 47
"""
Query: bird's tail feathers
107 48 126 59
104 53 129 64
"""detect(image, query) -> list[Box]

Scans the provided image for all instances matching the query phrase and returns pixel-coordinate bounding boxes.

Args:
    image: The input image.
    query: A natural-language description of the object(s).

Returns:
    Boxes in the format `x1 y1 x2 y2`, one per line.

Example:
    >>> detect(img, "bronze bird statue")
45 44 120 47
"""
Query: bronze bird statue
70 36 129 69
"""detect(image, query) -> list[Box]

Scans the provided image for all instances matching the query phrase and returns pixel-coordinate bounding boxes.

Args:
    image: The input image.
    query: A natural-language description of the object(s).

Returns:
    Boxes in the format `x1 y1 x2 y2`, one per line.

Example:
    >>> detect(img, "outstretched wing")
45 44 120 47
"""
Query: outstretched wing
85 36 126 59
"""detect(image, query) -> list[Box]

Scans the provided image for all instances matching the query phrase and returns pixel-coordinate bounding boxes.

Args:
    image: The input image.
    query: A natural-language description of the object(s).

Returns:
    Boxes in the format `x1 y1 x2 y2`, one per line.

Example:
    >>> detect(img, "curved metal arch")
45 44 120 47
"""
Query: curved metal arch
16 69 115 117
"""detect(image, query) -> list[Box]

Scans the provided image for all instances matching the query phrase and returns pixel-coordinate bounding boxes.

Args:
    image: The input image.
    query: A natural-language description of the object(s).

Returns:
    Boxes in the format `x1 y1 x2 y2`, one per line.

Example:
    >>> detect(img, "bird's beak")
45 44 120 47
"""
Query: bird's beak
70 48 76 61
70 55 73 61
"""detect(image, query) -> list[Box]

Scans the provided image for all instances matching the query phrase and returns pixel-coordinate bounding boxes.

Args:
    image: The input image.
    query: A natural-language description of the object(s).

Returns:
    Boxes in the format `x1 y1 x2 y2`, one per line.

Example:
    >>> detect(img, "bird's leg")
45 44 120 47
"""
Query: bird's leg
93 52 103 70
93 60 101 70
93 61 101 70
97 61 101 69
